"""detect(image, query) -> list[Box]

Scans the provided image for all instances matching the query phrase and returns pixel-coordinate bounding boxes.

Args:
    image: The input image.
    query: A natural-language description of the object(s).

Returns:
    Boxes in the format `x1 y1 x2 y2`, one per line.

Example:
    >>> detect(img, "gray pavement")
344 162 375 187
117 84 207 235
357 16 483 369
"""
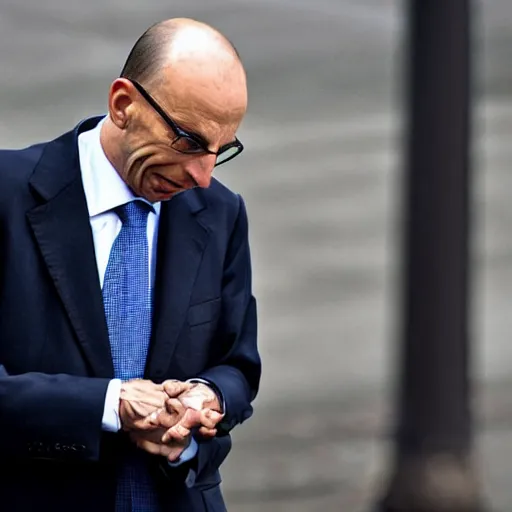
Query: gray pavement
1 0 512 510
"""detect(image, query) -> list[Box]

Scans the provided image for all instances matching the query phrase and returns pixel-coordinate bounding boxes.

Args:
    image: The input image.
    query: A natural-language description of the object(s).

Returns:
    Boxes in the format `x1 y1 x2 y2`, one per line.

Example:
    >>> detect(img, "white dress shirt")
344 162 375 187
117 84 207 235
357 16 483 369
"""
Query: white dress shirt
78 117 197 464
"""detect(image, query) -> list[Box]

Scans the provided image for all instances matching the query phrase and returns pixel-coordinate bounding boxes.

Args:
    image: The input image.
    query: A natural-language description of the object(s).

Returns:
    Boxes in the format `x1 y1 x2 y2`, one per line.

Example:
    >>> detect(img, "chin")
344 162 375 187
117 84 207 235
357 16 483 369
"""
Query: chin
150 190 177 202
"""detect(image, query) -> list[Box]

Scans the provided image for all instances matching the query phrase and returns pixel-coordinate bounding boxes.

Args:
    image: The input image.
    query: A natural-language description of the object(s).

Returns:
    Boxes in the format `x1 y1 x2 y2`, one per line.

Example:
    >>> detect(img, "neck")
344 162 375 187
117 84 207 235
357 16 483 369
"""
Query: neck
99 117 124 179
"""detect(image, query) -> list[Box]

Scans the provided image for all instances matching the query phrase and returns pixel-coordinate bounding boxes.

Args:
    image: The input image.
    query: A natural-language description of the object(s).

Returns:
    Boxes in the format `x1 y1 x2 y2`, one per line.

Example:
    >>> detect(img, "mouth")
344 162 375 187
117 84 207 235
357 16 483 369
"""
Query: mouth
151 173 186 197
155 173 183 190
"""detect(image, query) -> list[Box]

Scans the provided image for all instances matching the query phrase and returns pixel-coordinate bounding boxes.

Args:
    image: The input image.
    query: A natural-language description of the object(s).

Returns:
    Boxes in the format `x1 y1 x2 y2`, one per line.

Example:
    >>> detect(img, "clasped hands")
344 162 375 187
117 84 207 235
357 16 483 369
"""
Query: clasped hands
119 379 223 462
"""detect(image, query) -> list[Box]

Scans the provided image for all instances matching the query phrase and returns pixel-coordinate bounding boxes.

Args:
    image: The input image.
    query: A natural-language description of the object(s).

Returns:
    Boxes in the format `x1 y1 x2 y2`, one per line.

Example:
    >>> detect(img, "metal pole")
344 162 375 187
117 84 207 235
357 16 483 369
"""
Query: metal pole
375 0 485 510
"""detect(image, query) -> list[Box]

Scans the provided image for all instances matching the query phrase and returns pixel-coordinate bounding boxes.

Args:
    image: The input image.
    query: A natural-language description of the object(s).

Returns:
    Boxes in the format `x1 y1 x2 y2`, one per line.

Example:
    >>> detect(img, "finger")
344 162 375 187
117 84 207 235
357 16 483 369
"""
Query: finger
180 408 206 429
170 408 222 433
145 399 185 429
160 400 186 428
161 407 207 443
198 426 217 438
161 422 191 444
129 412 163 432
198 409 224 429
163 380 193 398
167 445 188 463
145 407 166 426
146 410 178 430
132 432 189 460
166 398 186 416
136 437 181 460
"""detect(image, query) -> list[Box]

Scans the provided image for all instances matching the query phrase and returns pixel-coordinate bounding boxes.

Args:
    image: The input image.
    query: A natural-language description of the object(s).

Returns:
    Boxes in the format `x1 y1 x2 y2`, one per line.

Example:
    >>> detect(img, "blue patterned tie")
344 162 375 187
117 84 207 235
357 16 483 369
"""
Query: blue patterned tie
102 200 160 512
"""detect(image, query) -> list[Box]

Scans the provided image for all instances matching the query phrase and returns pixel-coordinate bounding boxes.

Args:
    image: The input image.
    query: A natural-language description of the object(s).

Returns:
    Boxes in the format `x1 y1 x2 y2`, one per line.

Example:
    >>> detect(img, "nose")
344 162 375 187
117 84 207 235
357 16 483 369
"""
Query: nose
185 154 217 189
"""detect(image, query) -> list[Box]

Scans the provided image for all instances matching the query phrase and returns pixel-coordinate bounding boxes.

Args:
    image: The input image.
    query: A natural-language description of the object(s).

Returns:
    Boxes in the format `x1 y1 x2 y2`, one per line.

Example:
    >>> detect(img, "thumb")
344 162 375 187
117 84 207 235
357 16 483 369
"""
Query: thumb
162 380 193 398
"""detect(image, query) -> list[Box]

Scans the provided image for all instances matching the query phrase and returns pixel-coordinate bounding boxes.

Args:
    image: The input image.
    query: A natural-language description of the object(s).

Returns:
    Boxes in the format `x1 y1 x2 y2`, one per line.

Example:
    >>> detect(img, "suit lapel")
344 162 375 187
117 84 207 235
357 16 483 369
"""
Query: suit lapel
145 190 209 379
26 118 114 378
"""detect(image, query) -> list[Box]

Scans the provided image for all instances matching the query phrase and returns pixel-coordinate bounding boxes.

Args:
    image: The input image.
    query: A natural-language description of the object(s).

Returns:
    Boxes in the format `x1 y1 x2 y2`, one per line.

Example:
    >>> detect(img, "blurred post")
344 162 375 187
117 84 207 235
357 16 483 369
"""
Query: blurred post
374 1 485 511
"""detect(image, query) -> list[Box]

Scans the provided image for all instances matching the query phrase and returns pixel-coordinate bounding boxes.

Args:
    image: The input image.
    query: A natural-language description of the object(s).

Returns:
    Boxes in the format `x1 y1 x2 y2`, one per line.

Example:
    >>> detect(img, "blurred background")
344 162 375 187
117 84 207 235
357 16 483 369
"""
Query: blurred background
1 0 512 510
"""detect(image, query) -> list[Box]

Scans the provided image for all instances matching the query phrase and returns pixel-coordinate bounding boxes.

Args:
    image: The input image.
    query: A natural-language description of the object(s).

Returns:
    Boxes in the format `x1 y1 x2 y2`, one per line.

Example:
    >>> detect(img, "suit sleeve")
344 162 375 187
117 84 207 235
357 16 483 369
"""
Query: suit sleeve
0 366 111 462
197 194 261 437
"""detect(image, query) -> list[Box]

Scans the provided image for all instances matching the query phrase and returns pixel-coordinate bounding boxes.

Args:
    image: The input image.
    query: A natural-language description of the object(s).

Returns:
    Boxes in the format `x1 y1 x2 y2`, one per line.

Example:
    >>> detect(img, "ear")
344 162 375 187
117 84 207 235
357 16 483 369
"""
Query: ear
107 78 136 129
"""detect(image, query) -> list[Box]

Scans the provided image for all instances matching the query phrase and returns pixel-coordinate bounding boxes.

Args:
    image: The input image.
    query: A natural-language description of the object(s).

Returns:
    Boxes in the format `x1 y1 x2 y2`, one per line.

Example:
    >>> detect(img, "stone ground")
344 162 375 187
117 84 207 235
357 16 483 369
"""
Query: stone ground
1 0 512 509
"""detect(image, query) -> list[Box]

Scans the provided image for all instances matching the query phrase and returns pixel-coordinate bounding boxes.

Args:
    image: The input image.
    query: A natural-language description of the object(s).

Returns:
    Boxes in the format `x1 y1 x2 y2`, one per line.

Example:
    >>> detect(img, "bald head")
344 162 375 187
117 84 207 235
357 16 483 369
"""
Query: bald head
101 18 248 203
120 18 242 87
119 18 247 126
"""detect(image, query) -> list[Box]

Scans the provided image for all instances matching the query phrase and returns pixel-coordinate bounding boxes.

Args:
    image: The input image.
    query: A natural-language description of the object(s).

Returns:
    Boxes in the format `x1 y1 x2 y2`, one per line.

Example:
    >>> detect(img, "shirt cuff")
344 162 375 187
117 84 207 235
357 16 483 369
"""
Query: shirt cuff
101 378 122 432
167 437 198 467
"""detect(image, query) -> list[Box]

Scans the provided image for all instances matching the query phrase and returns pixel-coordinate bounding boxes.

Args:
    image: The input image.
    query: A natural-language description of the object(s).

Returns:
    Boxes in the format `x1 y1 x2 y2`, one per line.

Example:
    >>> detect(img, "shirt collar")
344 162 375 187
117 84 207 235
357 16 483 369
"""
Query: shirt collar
78 116 161 218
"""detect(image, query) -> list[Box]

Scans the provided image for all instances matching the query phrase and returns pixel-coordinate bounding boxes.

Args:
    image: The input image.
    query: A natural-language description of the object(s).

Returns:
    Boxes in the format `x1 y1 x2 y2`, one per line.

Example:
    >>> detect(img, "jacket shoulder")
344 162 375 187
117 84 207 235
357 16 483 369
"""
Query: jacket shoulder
196 178 246 230
0 143 47 196
202 178 243 211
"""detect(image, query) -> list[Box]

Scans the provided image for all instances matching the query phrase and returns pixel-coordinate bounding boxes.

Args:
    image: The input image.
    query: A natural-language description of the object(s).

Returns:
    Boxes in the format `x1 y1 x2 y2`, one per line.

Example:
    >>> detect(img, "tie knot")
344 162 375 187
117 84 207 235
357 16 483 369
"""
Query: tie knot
116 201 153 228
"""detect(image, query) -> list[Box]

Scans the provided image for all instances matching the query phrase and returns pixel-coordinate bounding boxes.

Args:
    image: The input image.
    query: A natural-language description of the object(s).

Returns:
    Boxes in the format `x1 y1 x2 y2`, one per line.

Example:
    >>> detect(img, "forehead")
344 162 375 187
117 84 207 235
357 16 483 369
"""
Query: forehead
155 61 247 135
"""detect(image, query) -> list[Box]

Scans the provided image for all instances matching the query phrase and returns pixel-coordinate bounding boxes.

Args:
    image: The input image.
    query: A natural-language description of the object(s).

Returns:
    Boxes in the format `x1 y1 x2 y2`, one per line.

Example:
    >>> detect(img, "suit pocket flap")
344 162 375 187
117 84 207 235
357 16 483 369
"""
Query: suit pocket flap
188 298 221 326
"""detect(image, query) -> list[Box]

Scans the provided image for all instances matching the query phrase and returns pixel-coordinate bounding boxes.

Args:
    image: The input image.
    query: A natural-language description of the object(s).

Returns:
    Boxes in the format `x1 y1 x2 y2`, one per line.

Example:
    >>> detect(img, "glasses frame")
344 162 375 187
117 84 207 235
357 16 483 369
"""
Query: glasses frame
128 79 244 167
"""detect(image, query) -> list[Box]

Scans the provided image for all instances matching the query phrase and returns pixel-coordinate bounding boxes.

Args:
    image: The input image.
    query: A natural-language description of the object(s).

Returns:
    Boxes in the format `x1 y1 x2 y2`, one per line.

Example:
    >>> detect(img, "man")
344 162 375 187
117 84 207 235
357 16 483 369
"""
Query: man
0 17 260 512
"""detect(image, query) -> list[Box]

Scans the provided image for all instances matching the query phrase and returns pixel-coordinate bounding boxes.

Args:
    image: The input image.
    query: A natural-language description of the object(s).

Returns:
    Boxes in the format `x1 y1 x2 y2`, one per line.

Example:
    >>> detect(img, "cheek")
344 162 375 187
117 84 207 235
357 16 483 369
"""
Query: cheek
124 150 156 188
123 144 181 191
133 173 160 203
138 168 162 198
124 161 146 190
143 170 160 189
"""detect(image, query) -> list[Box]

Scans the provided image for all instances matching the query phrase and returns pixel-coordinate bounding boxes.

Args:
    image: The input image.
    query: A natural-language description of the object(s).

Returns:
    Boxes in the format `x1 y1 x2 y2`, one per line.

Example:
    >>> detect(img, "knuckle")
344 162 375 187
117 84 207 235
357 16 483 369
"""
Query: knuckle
177 424 190 436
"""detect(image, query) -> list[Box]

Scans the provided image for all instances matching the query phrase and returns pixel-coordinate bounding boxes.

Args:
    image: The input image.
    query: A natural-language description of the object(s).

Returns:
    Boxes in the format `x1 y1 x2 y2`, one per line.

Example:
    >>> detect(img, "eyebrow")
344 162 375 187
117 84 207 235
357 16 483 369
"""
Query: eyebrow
176 117 239 151
167 110 212 147
182 125 212 148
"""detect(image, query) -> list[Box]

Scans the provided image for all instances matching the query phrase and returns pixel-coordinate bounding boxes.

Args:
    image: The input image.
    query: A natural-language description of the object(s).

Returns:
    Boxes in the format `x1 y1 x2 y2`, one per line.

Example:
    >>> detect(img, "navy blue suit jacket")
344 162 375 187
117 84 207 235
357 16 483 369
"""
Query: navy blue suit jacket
0 117 260 511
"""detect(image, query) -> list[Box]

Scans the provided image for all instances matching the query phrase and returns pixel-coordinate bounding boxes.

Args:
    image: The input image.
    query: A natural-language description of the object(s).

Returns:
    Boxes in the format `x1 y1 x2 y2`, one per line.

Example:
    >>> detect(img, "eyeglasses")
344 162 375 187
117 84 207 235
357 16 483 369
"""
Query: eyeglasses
128 79 244 167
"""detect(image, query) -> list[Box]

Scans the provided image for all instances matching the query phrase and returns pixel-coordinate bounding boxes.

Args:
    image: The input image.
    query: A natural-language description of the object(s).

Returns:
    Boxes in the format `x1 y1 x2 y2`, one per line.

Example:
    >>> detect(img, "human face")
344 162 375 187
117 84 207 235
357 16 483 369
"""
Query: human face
130 80 244 166
113 77 246 203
